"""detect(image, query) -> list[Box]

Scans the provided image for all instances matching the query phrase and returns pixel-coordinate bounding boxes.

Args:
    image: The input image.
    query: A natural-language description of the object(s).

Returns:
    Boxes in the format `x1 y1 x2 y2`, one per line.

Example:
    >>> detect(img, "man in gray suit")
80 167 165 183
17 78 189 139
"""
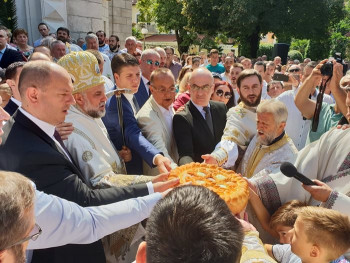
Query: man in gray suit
136 68 178 175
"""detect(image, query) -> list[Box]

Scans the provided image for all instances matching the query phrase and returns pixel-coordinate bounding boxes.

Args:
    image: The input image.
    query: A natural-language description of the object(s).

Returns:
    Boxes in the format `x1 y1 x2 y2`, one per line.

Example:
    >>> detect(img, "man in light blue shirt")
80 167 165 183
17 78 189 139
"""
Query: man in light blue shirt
0 169 163 263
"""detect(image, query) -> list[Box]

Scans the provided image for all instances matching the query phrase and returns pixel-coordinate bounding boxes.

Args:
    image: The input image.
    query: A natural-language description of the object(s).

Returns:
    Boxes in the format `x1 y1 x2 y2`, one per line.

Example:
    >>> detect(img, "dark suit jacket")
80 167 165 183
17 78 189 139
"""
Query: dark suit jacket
102 93 160 174
173 100 227 165
134 77 149 109
0 48 25 69
0 110 149 263
3 97 19 116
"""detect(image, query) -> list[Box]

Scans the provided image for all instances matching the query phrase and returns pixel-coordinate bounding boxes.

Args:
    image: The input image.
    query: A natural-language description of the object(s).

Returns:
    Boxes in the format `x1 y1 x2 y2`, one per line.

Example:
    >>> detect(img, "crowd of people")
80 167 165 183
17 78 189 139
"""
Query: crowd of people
0 22 350 263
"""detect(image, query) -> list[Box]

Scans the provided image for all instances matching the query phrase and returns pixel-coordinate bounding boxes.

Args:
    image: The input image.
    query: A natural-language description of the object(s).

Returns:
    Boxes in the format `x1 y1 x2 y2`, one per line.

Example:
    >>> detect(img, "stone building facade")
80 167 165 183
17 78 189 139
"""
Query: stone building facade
15 0 132 45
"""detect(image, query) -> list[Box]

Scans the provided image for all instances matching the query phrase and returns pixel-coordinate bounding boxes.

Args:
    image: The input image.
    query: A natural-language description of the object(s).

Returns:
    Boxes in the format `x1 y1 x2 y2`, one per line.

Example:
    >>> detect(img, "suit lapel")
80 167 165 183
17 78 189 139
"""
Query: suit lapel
14 111 82 175
150 97 171 138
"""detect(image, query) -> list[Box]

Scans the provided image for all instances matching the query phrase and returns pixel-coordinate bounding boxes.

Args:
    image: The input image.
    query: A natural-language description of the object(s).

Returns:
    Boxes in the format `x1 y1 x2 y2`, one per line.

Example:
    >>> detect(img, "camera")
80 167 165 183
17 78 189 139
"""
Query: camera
320 52 348 77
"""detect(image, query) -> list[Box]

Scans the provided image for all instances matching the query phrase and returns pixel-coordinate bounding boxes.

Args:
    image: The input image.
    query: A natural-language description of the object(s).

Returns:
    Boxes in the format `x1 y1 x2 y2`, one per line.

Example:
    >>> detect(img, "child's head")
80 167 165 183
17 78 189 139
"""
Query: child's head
270 200 307 244
290 206 350 263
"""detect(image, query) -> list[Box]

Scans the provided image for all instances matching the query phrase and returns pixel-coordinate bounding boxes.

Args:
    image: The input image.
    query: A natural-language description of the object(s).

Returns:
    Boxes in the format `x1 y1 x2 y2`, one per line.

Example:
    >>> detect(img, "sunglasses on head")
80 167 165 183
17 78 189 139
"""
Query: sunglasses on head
289 68 300 73
145 60 160 66
216 89 232 99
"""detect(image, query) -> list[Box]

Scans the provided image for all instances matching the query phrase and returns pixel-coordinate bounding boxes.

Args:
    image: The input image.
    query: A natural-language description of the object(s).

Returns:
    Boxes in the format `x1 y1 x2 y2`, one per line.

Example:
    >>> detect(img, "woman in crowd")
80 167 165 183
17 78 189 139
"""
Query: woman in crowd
211 81 235 109
13 28 33 59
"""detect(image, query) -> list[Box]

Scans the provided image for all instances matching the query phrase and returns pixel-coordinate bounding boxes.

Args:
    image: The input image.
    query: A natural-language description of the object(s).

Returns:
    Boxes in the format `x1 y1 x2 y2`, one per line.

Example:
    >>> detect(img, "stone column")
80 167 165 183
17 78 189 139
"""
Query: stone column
109 0 132 43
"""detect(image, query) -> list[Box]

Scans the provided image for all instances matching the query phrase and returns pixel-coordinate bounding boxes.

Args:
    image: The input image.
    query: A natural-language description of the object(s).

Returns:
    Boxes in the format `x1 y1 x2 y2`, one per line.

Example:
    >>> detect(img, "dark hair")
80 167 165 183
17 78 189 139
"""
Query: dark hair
213 81 236 108
111 53 139 75
109 35 119 42
96 30 106 37
267 80 284 92
254 61 266 72
37 22 48 29
13 28 28 38
237 69 262 89
209 49 219 56
57 27 70 36
146 185 244 263
5 62 26 80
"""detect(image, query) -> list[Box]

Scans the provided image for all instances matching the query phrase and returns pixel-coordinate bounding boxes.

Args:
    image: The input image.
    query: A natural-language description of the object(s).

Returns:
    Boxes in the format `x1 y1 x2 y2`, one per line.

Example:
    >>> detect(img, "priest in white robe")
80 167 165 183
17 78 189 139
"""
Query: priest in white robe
239 99 298 179
203 69 263 167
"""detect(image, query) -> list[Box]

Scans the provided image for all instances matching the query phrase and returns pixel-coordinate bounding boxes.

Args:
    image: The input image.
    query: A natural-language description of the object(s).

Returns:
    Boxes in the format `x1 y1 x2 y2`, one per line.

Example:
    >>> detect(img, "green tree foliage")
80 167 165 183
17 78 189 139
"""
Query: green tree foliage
132 26 143 40
257 44 274 60
137 0 197 54
305 39 331 61
0 0 18 31
329 1 350 60
290 39 310 58
288 50 303 61
182 0 345 58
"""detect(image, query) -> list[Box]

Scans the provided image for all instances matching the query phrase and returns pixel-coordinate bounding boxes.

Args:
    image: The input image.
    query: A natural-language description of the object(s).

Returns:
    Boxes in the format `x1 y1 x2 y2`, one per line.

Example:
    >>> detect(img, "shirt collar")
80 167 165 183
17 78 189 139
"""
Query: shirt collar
19 107 56 138
191 100 210 113
268 131 285 146
11 97 22 107
153 97 173 114
0 46 6 54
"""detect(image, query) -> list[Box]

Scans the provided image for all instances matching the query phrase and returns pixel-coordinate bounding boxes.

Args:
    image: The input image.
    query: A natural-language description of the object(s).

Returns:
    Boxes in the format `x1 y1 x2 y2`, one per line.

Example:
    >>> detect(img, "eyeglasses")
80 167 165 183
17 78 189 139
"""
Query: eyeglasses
4 223 42 249
152 86 176 93
289 68 300 73
215 89 232 99
144 60 160 66
190 84 211 92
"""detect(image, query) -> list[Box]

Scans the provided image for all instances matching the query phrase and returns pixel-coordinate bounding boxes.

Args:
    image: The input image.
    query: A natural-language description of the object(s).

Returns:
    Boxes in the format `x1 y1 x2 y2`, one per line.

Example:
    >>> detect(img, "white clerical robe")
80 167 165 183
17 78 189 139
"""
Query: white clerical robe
65 106 150 188
252 127 350 216
211 102 257 168
239 133 298 179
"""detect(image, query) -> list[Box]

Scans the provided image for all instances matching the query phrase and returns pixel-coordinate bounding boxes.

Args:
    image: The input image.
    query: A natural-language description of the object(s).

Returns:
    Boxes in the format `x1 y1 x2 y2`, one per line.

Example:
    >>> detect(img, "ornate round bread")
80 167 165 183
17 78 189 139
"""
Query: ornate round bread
169 162 249 214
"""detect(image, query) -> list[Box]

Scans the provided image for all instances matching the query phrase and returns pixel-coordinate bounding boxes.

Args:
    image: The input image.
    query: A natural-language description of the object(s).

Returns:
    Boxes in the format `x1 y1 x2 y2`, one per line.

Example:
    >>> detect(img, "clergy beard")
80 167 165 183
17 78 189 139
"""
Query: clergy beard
10 244 26 263
257 130 276 145
240 91 262 107
82 100 106 118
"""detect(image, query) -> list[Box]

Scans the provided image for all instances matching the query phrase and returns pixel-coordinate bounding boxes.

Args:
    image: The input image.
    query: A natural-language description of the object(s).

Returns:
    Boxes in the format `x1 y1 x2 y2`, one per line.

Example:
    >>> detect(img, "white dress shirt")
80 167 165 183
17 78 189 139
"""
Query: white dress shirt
154 100 174 134
29 189 161 250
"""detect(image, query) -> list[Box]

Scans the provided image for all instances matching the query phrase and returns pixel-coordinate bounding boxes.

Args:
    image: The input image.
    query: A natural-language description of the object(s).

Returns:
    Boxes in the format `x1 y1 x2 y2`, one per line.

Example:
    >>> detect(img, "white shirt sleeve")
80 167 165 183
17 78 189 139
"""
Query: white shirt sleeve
28 190 161 249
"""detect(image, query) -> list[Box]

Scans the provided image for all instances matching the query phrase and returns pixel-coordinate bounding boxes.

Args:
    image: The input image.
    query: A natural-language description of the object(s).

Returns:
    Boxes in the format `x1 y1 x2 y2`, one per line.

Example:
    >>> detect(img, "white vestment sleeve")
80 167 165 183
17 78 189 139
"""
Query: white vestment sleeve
28 190 161 249
321 191 350 217
211 140 239 168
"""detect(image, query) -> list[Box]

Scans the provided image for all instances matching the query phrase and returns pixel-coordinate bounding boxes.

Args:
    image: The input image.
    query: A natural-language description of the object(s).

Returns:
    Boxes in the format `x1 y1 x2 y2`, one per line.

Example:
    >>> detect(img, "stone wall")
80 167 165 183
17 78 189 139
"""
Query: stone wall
109 0 132 44
67 0 108 40
15 0 132 44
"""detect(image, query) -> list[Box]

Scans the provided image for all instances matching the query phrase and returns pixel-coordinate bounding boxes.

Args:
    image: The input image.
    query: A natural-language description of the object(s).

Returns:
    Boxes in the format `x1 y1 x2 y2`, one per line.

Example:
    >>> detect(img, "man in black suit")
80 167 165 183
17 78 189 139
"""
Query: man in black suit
3 61 25 115
0 60 178 263
0 29 24 69
173 68 227 165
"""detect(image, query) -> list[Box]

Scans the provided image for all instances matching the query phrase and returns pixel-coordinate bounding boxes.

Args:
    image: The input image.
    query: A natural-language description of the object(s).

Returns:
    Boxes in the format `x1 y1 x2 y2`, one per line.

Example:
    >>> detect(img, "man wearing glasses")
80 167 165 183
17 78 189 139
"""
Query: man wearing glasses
173 68 227 165
135 49 161 109
136 68 179 175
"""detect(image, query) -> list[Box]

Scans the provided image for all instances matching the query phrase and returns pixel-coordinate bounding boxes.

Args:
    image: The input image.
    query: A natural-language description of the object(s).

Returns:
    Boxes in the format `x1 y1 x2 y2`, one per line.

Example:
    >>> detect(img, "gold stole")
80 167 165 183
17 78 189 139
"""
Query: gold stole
245 134 291 178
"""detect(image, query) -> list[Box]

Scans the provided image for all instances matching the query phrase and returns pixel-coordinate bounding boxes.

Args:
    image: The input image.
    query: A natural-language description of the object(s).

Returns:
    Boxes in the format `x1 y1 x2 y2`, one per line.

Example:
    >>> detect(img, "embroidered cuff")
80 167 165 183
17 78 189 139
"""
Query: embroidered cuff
211 147 228 166
321 190 339 209
254 175 281 214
